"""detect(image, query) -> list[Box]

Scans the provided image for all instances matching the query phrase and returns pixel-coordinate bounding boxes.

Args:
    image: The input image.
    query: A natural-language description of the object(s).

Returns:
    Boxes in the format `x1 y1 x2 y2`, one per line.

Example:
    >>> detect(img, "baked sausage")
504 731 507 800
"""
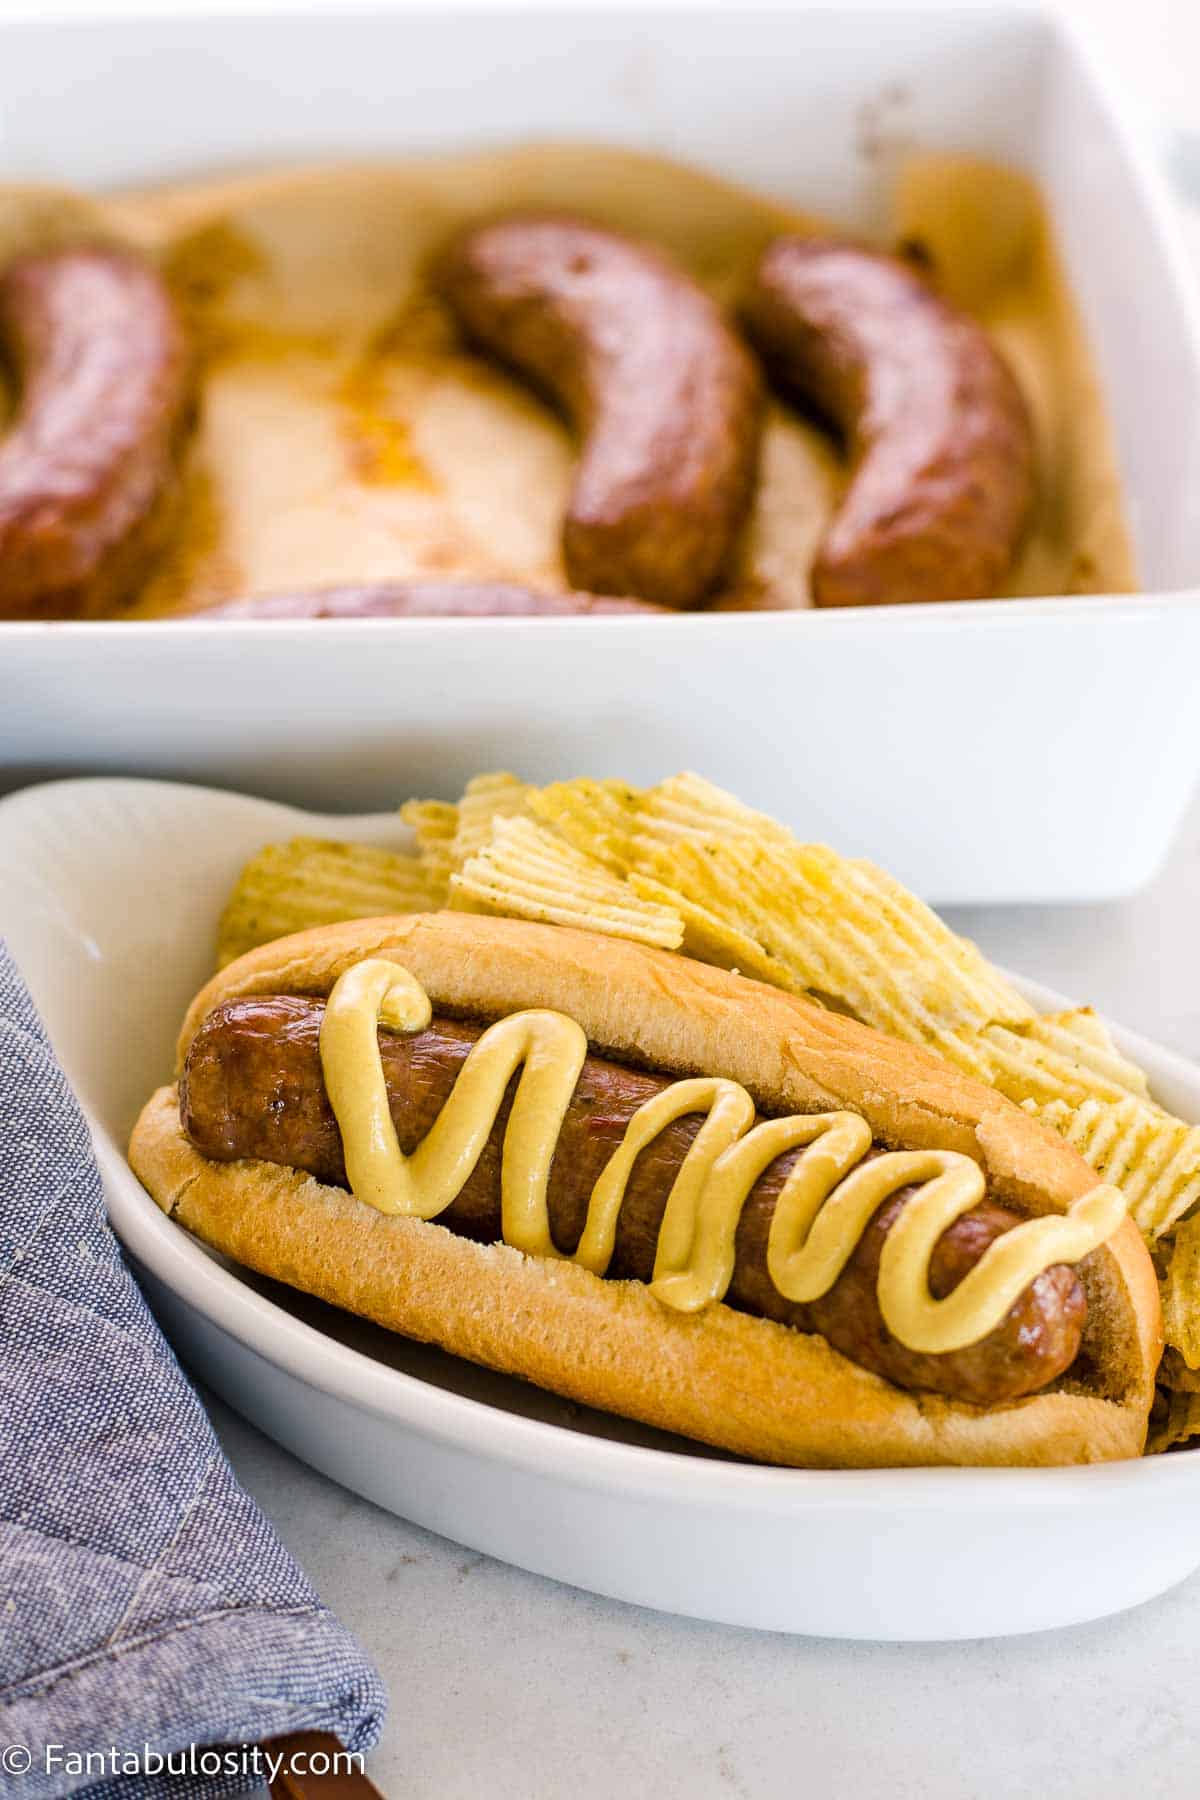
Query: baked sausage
433 216 763 609
0 246 192 619
181 996 1087 1405
741 237 1036 607
191 580 665 620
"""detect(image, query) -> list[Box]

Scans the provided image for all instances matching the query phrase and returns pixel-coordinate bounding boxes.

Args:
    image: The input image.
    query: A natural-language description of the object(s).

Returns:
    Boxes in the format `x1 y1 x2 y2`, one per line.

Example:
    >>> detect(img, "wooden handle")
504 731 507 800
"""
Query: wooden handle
266 1732 384 1799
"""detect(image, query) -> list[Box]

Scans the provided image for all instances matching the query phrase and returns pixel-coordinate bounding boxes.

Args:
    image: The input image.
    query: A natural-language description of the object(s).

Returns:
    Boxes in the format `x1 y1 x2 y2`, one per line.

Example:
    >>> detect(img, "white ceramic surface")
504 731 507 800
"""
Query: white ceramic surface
1 772 1197 1643
3 7 1200 905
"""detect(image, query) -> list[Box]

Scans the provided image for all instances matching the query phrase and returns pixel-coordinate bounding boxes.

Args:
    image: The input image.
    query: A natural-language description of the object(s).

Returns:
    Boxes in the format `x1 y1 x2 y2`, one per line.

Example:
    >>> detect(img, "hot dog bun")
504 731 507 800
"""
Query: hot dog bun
129 913 1160 1467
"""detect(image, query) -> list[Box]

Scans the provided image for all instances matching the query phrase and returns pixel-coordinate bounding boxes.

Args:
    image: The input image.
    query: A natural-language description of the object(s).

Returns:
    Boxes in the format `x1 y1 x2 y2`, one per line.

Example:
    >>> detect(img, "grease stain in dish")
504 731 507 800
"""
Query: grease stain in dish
166 220 339 369
133 464 240 617
338 363 438 490
335 302 449 490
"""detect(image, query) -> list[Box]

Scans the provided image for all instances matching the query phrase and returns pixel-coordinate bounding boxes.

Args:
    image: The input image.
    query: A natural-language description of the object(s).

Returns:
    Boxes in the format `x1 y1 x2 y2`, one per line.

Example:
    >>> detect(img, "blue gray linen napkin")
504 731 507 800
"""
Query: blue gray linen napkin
0 942 387 1799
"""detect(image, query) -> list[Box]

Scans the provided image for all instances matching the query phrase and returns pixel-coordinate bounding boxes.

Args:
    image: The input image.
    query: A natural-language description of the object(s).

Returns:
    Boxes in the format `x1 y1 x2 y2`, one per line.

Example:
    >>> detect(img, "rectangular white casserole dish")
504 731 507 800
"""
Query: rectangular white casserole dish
3 3 1200 904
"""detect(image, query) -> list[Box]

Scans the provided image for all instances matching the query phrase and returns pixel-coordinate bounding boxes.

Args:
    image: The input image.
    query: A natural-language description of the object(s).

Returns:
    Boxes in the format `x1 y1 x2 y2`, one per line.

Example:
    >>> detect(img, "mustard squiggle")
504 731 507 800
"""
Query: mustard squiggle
318 959 1125 1354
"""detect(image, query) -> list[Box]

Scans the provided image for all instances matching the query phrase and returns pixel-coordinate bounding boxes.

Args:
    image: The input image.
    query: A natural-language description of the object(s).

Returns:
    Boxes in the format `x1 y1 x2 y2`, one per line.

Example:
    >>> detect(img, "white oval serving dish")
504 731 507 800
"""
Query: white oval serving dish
1 773 1197 1642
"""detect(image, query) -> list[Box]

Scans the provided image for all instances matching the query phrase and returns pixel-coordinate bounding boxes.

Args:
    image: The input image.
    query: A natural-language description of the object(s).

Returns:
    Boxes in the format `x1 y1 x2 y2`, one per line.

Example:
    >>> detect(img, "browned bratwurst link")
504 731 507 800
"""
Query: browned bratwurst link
741 237 1036 607
191 580 666 620
0 246 192 619
182 996 1087 1405
433 216 763 609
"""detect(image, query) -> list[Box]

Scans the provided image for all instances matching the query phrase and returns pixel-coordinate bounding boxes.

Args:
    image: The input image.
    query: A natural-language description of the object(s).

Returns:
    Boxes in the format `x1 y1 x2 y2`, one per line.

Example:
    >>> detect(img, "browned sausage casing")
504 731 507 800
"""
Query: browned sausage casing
182 996 1087 1405
741 237 1036 607
433 216 763 609
192 580 666 620
0 246 192 620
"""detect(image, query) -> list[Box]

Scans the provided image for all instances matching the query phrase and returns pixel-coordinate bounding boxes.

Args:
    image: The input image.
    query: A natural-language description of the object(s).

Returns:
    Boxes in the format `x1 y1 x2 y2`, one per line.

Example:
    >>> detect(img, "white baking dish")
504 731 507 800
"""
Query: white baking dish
3 6 1200 904
1 772 1196 1642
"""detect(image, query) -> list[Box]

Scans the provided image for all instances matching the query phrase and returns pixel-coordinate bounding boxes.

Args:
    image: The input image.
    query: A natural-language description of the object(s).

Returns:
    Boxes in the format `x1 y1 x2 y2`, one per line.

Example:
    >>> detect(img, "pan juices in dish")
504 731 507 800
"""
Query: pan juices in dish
0 143 1133 614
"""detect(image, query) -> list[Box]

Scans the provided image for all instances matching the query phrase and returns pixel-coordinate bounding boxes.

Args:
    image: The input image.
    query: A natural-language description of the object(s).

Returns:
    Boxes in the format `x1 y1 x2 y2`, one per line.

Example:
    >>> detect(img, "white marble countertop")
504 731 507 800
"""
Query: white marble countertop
203 785 1200 1800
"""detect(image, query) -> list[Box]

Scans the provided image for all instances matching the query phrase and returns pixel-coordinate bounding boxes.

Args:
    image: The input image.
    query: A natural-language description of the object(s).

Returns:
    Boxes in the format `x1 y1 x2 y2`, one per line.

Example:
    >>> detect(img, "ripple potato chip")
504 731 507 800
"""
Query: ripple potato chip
1026 1094 1200 1242
528 777 644 873
400 798 459 895
969 1010 1153 1110
450 815 683 949
216 836 438 967
1162 1216 1200 1371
